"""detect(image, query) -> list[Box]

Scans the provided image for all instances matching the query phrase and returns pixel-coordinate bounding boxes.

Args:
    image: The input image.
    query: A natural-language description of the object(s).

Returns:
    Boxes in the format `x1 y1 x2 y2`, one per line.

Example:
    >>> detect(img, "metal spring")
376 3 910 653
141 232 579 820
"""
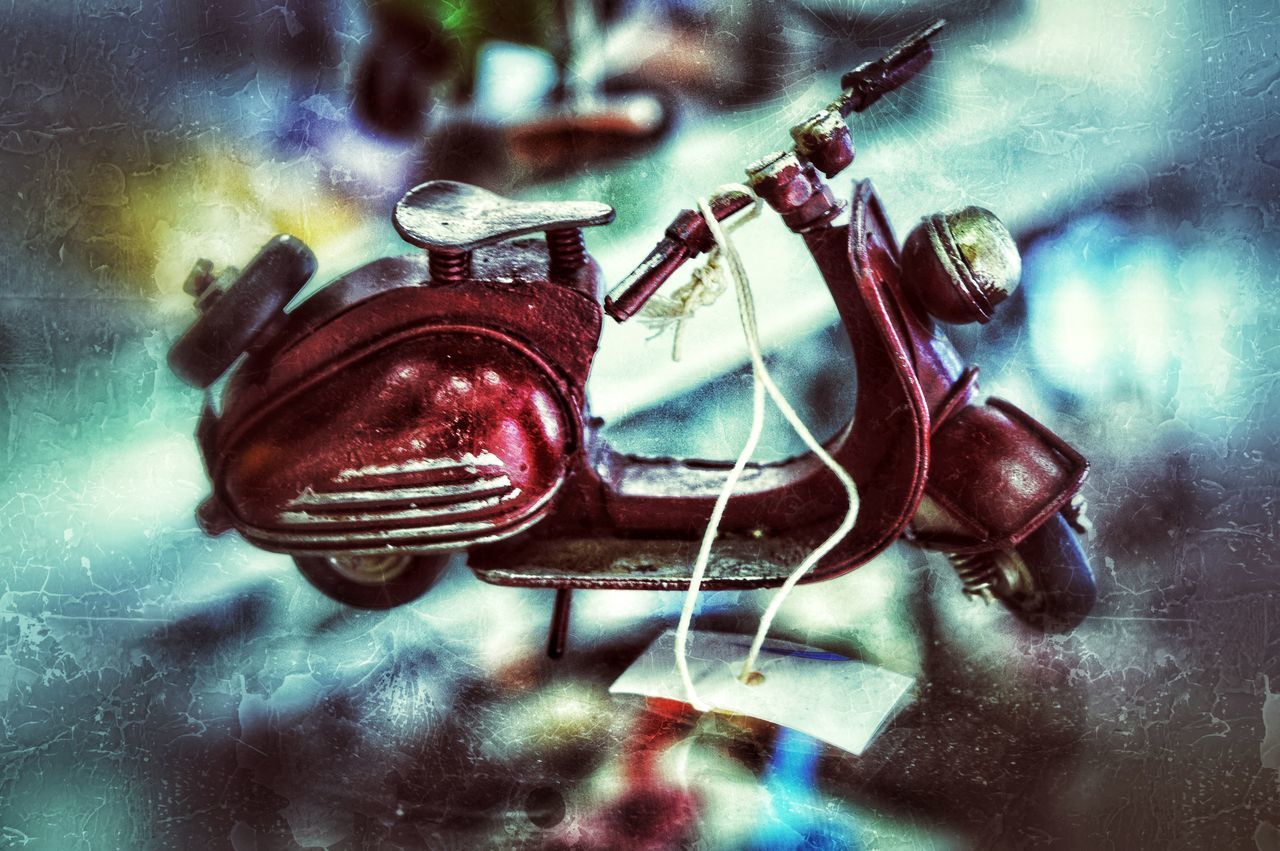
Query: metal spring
546 228 586 278
429 250 471 283
947 550 1001 601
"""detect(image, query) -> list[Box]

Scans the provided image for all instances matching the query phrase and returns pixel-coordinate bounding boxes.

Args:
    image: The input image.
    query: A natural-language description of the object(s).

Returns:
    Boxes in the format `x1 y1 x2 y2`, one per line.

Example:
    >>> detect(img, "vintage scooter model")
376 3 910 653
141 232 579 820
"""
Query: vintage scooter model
170 22 1095 653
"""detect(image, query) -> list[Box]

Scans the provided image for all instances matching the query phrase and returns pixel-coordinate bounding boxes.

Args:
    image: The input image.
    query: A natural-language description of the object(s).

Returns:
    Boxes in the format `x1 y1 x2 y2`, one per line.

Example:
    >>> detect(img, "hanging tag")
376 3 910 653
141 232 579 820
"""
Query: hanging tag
610 629 913 756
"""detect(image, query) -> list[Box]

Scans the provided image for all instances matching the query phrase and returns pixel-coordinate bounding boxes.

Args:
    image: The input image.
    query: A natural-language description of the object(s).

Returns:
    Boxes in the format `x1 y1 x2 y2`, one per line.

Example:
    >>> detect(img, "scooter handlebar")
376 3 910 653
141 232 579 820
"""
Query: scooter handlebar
604 189 756 322
605 19 946 323
605 238 692 322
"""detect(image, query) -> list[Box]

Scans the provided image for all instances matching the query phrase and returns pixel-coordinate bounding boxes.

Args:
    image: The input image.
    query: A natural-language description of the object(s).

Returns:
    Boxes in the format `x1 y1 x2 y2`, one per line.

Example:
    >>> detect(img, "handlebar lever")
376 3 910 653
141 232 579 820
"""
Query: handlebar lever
833 18 945 116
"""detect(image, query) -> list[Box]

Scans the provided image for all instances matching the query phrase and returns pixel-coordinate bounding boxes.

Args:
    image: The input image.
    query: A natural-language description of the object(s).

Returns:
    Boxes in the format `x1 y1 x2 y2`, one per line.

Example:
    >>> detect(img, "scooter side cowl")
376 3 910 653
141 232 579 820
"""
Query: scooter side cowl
215 330 574 555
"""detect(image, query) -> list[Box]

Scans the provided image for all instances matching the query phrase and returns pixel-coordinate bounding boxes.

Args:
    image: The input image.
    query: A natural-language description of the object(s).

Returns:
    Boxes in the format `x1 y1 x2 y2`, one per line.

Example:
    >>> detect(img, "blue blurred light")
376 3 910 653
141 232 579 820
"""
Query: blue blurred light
747 727 860 851
1023 214 1235 419
473 41 559 121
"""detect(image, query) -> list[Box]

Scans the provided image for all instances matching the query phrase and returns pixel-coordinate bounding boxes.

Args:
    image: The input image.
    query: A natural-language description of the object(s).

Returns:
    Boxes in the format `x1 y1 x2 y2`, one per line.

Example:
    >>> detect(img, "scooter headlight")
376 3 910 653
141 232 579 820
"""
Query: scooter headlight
901 206 1021 325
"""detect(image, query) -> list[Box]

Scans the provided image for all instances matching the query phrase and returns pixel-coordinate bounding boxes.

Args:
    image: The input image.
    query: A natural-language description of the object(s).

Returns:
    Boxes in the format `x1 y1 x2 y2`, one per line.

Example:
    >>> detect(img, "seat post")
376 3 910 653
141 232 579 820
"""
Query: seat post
393 182 614 283
546 228 586 281
428 248 471 283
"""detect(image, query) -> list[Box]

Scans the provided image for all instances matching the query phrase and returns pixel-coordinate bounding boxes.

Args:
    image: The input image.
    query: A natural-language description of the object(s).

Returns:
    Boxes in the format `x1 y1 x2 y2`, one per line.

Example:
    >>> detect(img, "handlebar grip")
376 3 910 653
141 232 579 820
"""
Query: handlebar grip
835 18 944 115
605 238 691 322
605 190 756 323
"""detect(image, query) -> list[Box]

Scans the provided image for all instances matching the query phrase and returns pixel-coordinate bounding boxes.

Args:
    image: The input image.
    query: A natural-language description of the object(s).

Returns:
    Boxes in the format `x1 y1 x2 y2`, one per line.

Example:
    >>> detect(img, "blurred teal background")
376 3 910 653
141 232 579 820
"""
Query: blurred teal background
0 1 1277 848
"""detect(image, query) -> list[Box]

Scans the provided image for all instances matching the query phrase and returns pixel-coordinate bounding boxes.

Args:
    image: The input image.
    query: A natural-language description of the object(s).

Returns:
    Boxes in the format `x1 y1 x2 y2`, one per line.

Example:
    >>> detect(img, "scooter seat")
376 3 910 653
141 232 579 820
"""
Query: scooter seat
394 181 615 252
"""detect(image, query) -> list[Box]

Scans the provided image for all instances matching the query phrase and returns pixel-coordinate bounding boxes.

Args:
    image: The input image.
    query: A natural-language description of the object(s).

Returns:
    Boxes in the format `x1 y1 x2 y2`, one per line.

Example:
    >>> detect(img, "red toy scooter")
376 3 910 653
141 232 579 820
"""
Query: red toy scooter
170 22 1095 652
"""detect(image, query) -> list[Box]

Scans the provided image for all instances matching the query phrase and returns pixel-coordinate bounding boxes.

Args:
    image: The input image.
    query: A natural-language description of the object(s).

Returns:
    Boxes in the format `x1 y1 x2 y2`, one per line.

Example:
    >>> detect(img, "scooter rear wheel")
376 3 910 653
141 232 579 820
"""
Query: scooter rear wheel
294 553 449 609
991 513 1097 633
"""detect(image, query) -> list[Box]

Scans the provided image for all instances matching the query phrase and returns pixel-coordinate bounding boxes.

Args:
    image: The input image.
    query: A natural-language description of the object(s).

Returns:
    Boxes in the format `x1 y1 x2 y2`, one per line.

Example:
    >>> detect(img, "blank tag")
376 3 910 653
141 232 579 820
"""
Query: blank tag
610 629 913 756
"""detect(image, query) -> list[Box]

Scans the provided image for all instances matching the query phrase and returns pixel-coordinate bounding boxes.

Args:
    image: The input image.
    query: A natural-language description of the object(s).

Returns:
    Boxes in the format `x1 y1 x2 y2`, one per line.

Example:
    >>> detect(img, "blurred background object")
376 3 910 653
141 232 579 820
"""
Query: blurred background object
0 1 1277 849
349 0 677 180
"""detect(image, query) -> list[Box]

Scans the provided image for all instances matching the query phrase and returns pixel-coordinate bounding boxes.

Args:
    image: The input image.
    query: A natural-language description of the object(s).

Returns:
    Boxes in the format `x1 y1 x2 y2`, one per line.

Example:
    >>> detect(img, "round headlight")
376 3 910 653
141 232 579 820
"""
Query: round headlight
901 206 1021 325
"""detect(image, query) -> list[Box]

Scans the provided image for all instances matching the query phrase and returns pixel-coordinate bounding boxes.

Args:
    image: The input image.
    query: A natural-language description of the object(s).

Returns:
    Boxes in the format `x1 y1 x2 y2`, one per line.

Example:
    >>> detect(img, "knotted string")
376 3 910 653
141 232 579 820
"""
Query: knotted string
639 198 761 360
671 185 861 711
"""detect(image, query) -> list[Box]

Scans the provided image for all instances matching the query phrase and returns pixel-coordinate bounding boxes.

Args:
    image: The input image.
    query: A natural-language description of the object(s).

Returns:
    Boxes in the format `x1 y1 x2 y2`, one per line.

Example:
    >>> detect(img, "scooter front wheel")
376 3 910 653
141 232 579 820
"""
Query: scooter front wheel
963 513 1096 633
294 553 449 609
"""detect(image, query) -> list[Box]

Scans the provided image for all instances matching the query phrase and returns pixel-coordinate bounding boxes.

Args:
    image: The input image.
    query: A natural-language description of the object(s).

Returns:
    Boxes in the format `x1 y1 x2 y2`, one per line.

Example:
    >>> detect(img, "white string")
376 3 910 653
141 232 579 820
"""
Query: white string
638 204 760 360
672 184 862 709
671 194 767 712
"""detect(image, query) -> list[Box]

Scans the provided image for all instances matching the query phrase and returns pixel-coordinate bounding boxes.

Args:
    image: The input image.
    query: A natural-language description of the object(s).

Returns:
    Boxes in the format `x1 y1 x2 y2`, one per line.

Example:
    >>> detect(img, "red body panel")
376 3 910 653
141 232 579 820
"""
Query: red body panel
205 242 600 556
221 330 573 554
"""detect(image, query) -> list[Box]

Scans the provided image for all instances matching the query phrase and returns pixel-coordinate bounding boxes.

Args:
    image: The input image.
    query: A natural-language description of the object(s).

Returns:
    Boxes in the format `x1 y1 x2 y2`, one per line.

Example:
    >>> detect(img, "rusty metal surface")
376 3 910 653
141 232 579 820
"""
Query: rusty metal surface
470 533 832 590
900 206 1022 325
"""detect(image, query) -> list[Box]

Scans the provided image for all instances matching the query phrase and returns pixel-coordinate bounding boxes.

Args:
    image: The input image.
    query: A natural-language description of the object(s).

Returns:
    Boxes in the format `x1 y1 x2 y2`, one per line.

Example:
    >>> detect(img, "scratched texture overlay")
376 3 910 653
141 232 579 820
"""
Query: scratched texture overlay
0 0 1277 849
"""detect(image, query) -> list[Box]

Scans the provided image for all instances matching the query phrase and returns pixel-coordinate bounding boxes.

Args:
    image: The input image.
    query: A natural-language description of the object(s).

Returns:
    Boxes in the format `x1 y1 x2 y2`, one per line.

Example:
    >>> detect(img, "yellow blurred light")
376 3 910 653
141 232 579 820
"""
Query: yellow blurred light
69 139 369 309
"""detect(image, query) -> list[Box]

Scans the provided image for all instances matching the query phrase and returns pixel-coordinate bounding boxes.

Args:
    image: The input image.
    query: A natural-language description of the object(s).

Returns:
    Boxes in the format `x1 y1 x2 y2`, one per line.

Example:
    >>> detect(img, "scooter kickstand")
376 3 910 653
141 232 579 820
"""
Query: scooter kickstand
547 588 574 659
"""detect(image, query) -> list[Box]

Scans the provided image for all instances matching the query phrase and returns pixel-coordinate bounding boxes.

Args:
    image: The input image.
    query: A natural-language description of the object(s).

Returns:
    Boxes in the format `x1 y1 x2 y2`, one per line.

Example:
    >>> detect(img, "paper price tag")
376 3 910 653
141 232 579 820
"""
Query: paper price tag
610 629 913 756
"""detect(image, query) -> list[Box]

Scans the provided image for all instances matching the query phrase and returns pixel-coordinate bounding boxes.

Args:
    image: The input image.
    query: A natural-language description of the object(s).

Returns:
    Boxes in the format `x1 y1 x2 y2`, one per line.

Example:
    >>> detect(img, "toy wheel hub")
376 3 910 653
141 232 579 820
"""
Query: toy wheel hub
326 553 414 585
